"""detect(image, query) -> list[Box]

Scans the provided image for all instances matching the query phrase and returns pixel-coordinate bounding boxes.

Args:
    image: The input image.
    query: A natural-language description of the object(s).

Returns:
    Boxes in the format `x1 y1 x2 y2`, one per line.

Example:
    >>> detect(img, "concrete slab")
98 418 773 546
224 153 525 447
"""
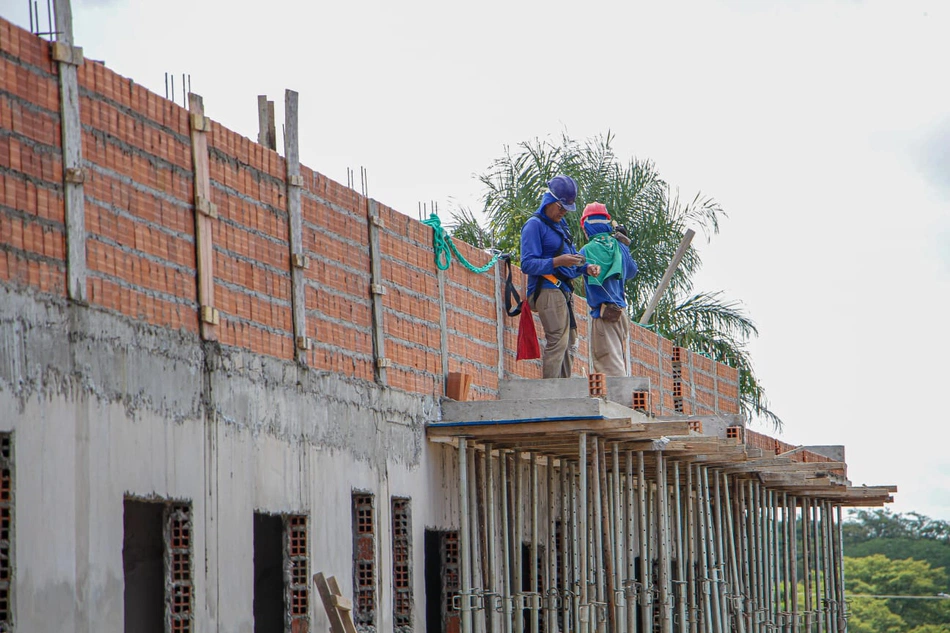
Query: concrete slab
438 397 639 425
605 376 651 406
803 445 846 462
498 378 590 400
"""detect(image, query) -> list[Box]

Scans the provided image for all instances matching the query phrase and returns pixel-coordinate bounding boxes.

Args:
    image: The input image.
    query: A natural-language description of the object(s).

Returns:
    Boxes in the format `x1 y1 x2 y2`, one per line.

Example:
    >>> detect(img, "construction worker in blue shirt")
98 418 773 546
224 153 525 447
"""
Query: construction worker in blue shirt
520 176 601 378
580 202 638 376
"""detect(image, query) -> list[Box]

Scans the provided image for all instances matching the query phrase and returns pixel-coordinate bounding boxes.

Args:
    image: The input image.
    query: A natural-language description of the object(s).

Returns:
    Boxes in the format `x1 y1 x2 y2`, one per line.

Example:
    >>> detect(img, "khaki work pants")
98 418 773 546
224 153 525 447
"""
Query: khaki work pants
591 314 629 377
530 288 576 379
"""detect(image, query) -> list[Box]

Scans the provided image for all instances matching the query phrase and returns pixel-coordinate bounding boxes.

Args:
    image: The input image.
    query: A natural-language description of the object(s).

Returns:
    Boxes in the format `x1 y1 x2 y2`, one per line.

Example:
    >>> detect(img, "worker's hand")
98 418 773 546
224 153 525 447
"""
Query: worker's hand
553 253 585 268
586 264 601 277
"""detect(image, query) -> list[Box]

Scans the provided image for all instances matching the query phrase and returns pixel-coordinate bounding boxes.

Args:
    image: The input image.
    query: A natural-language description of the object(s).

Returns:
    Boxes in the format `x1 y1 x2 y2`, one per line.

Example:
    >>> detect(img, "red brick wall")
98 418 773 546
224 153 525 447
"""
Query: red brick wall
0 17 742 412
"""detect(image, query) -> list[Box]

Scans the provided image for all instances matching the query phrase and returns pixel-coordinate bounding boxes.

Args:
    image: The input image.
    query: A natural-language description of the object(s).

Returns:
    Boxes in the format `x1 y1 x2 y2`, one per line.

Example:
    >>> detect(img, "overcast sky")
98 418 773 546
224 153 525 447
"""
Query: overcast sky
3 0 948 520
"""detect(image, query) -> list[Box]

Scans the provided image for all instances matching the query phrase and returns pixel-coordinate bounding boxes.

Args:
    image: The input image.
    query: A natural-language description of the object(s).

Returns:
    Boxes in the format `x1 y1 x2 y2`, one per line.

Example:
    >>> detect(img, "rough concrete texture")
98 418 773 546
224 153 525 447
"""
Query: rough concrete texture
439 396 645 424
0 287 440 633
803 445 846 462
497 377 650 403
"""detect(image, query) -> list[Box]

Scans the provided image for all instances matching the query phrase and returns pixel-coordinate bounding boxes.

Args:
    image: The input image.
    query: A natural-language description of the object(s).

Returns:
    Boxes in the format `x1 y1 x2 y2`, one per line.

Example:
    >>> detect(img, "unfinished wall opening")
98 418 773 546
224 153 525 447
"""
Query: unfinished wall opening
253 513 310 633
423 530 459 633
254 513 284 633
0 433 13 631
352 493 376 633
122 499 193 633
123 500 165 633
391 498 412 633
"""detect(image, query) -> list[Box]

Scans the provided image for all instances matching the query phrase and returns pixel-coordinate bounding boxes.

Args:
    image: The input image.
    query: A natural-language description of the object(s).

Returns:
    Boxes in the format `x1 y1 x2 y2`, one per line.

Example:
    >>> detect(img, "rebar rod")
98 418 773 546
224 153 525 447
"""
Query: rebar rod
501 452 513 633
722 473 746 633
579 435 590 633
461 438 474 633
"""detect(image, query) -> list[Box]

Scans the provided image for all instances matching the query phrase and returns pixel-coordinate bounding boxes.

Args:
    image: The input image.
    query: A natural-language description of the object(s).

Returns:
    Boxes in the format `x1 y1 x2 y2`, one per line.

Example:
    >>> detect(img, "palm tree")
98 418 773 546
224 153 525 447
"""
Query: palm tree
455 132 781 429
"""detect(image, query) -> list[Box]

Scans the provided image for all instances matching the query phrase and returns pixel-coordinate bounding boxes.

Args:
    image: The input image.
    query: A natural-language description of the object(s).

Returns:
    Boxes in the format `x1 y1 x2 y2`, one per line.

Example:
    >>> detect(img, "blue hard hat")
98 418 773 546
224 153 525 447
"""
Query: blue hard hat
547 175 578 212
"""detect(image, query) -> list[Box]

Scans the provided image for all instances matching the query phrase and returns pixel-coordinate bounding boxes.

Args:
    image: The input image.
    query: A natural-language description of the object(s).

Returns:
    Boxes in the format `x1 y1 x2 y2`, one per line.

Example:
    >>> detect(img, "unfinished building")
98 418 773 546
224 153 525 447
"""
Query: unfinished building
0 6 894 633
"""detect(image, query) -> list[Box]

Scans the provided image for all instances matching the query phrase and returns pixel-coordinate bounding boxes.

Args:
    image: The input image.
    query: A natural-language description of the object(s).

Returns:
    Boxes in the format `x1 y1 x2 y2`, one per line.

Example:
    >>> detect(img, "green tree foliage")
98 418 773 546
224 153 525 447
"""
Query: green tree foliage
844 509 950 587
848 597 909 633
455 132 780 427
845 555 950 630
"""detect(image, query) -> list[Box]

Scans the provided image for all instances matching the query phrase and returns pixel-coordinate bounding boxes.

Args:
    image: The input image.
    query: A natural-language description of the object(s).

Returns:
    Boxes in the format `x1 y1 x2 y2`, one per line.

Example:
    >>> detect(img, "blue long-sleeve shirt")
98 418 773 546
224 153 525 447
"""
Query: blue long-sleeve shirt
520 197 585 298
581 240 638 318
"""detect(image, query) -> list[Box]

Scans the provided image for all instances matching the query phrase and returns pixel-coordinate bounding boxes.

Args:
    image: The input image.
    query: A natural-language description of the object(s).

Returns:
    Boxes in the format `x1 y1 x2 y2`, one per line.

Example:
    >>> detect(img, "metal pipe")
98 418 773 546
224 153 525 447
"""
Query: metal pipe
530 453 539 633
789 497 799 633
599 439 615 633
638 451 651 633
571 462 581 633
812 500 822 633
835 505 847 633
722 473 746 633
782 493 791 630
702 467 723 633
695 466 713 633
500 452 513 633
486 445 497 633
579 435 590 633
822 501 836 633
626 451 637 633
738 481 753 633
561 465 571 633
674 462 688 633
657 453 673 633
471 448 485 633
613 444 625 633
802 498 812 633
686 462 698 633
548 460 558 633
514 452 524 633
713 471 730 633
460 438 474 633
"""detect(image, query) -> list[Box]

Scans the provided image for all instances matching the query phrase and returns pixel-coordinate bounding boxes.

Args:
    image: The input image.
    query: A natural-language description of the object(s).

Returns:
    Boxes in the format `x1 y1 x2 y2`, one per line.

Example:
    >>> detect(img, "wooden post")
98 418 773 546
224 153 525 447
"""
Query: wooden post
284 89 310 362
188 93 218 340
438 266 449 390
639 229 695 326
53 0 87 302
367 199 388 383
257 95 276 150
494 261 506 383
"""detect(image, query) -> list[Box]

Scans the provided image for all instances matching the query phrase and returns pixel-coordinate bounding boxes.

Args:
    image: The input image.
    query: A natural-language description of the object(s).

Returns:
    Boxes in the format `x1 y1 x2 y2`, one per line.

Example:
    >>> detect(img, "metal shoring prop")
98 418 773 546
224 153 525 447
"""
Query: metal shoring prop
626 452 637 633
500 452 513 633
461 438 474 633
713 470 731 633
789 496 799 633
595 438 611 633
561 464 572 633
812 500 823 633
802 498 813 633
822 501 836 633
674 462 688 633
613 444 625 633
782 493 792 633
765 489 774 629
722 473 747 633
472 447 485 633
738 481 753 633
694 466 714 633
571 462 581 633
530 453 540 633
638 451 651 633
702 467 724 633
686 463 698 633
834 505 847 633
750 481 763 633
515 452 525 633
774 492 783 629
548 459 559 633
486 444 497 633
579 435 590 633
754 482 767 632
819 502 832 633
657 452 673 633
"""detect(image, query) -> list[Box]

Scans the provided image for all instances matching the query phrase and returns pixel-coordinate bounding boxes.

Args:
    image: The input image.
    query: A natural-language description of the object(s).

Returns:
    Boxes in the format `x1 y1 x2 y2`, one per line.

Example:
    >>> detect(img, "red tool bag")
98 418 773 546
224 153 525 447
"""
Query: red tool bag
516 300 541 360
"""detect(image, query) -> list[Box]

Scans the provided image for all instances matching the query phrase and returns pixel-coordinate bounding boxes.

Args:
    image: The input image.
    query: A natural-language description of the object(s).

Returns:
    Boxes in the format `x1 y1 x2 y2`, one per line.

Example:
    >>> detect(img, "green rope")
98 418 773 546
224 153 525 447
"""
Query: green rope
422 212 499 273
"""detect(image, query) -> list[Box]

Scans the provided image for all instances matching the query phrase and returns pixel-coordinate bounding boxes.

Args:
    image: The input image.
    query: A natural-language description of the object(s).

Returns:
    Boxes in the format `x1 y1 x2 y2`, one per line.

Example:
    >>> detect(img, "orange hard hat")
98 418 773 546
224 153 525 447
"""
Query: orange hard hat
581 202 611 226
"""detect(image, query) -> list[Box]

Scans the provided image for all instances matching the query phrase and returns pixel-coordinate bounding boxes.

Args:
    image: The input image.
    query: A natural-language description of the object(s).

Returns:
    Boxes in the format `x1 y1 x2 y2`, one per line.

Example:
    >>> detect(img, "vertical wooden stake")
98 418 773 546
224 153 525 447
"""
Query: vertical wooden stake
54 0 86 302
188 94 218 340
257 95 276 150
284 89 310 362
367 199 387 383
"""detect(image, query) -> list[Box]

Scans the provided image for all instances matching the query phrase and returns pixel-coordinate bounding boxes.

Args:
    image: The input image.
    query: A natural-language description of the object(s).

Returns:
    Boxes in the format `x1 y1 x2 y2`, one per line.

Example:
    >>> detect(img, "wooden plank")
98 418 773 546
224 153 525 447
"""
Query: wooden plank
54 0 87 303
284 89 309 363
493 260 506 383
188 93 217 341
325 575 359 633
257 95 276 150
313 572 347 633
367 199 387 383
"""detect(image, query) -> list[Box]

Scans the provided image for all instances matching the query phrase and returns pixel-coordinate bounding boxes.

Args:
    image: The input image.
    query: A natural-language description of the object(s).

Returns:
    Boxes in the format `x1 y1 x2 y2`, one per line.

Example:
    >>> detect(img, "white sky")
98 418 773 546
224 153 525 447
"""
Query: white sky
3 0 948 520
